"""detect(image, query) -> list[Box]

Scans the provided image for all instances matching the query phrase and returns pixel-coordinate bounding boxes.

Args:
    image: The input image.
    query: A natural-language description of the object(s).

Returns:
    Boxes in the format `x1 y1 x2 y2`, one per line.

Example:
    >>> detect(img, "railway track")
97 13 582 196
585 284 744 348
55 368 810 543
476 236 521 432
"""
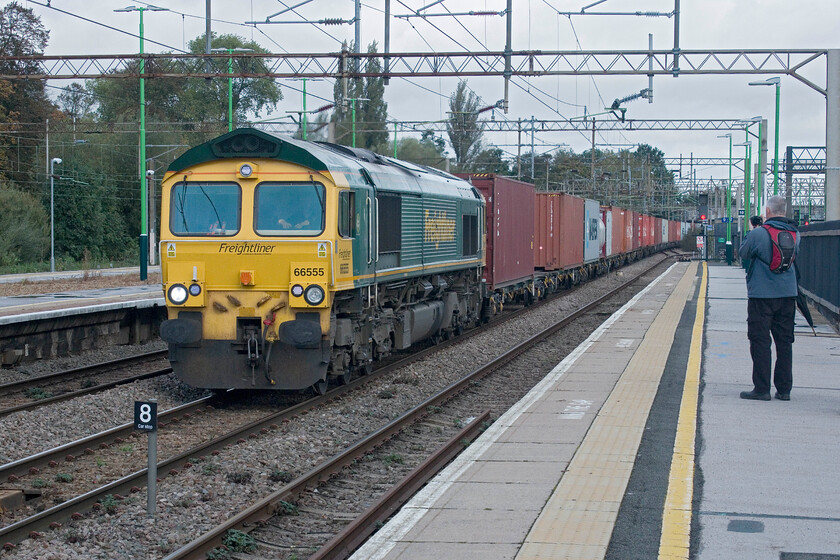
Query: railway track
163 256 677 560
0 350 170 418
0 255 676 556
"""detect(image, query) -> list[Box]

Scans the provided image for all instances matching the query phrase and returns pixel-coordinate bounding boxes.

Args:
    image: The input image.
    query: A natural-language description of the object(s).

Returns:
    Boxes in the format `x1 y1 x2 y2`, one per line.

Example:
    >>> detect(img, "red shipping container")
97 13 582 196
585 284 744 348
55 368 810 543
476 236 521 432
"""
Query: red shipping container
535 192 584 270
643 214 654 247
669 220 680 243
457 174 535 289
654 217 663 245
602 206 627 256
632 212 642 249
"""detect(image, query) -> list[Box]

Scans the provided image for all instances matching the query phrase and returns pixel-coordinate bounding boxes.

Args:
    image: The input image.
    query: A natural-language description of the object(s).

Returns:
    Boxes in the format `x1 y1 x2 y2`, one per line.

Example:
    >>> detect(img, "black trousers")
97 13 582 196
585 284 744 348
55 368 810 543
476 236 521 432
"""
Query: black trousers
747 297 796 394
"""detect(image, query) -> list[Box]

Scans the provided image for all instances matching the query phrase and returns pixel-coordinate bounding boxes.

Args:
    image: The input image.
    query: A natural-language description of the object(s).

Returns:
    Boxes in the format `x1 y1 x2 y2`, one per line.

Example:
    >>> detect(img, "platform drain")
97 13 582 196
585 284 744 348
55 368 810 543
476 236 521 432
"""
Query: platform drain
727 519 765 533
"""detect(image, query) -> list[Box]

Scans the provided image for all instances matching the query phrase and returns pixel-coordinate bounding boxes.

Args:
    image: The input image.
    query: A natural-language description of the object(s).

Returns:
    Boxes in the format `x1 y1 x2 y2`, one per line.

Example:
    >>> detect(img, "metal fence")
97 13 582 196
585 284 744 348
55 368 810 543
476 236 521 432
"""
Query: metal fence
798 220 840 328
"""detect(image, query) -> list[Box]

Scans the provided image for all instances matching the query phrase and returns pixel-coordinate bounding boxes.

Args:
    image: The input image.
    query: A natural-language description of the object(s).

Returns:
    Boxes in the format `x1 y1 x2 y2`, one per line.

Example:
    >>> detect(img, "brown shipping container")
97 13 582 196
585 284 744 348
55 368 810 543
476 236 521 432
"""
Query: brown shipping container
654 217 663 245
457 174 535 289
535 192 585 270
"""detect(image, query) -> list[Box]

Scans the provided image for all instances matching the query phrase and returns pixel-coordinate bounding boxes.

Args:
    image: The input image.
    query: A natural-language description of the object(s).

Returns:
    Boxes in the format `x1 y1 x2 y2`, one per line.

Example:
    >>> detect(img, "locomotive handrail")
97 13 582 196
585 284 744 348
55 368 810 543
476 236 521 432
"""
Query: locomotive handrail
375 197 380 264
367 196 373 265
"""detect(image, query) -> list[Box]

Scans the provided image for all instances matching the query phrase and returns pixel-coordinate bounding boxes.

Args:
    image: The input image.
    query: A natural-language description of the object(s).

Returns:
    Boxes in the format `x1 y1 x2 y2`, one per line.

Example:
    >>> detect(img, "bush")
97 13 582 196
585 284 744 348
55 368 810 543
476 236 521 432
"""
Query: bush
0 184 49 267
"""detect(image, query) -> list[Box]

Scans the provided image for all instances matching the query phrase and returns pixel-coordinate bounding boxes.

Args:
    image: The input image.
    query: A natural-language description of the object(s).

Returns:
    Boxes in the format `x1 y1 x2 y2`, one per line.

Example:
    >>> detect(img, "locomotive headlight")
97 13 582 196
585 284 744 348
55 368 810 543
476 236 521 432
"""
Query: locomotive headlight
303 285 325 306
239 163 253 177
167 284 189 305
188 283 202 297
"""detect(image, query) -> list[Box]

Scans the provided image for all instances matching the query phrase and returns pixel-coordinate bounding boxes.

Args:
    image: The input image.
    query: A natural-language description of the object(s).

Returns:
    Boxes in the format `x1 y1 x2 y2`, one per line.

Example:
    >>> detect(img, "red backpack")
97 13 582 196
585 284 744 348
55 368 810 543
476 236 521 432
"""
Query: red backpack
760 224 798 273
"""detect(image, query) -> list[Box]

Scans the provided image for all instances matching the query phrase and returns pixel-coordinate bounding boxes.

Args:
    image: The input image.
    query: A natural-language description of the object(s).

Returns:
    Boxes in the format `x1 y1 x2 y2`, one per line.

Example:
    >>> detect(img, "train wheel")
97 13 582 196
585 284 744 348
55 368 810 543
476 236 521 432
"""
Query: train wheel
311 378 328 396
337 363 353 385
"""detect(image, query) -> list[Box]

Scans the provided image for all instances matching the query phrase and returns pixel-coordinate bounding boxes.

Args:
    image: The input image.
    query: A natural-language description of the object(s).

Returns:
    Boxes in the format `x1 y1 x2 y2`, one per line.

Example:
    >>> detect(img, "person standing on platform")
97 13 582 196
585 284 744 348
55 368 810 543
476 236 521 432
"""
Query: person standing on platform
738 195 800 401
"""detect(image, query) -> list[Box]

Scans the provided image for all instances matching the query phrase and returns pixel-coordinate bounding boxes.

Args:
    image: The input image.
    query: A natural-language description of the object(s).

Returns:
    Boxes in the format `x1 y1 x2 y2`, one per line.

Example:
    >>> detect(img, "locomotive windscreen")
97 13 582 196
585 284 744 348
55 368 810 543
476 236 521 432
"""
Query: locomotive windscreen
254 182 326 236
169 182 241 236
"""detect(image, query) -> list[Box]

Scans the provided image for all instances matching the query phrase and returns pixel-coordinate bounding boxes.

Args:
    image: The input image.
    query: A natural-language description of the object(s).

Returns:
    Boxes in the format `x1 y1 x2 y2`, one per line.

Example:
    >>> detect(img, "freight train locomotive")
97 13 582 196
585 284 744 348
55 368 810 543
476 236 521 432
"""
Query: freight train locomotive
159 128 485 393
159 128 685 394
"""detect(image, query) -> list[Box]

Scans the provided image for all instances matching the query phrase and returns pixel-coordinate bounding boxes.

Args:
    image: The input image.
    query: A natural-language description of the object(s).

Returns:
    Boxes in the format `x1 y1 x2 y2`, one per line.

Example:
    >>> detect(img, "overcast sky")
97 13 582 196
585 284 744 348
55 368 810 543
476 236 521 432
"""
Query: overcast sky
25 0 840 180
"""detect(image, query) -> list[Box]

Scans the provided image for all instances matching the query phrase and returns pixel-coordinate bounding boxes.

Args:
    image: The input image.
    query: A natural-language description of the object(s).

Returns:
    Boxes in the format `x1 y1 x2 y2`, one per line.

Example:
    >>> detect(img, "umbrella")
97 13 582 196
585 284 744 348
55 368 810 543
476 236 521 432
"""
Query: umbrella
796 287 816 336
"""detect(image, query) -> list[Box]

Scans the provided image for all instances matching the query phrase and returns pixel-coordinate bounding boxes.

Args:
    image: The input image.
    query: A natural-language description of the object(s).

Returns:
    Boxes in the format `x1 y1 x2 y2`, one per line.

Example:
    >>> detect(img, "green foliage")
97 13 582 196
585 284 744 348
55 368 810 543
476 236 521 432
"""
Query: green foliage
268 469 293 483
206 548 231 560
88 33 281 126
277 500 299 516
447 81 484 167
202 462 221 475
393 130 447 169
382 453 404 465
31 478 50 488
55 473 73 483
331 41 389 150
225 471 252 484
0 184 49 267
221 530 257 553
24 386 52 400
0 2 52 189
471 147 510 175
99 494 120 515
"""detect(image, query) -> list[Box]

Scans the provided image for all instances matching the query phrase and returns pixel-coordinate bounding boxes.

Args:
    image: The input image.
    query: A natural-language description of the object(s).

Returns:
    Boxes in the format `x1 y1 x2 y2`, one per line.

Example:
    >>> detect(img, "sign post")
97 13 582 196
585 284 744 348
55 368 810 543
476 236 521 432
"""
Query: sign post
134 400 158 518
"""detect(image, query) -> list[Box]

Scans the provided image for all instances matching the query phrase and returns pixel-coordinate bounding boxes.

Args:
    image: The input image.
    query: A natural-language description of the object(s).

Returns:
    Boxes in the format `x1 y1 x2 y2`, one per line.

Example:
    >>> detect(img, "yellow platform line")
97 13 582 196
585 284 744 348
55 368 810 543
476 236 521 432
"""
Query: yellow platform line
516 262 698 560
658 261 706 560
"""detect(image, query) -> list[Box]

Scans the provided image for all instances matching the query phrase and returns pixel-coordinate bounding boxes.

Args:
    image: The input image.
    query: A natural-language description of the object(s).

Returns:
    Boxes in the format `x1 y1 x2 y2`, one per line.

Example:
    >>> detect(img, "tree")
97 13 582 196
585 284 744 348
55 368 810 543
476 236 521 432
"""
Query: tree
331 41 389 150
0 2 53 190
56 83 95 124
0 182 48 267
395 131 448 168
471 147 510 175
446 81 484 168
88 33 282 126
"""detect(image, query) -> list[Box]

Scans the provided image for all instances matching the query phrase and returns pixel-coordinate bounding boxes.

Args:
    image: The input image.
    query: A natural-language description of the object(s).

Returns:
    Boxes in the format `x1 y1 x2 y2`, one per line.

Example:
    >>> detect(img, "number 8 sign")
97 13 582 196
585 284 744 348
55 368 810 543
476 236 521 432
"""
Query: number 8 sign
134 401 158 431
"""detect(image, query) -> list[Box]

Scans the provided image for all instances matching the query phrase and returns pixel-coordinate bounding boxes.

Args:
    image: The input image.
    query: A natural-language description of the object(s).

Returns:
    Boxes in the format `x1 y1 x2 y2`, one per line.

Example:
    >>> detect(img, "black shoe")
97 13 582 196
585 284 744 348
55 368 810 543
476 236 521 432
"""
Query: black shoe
740 390 771 401
775 392 790 401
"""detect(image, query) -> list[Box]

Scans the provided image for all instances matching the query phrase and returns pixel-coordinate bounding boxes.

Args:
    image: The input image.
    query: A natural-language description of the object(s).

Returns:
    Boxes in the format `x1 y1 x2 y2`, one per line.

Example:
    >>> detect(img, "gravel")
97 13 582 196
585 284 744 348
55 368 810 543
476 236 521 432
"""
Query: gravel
0 256 668 560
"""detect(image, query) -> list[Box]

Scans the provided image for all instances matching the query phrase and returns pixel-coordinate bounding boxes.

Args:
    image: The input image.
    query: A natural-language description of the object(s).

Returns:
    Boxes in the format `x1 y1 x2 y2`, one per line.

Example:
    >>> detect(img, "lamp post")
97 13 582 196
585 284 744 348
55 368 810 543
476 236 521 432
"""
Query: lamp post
49 158 62 273
734 141 752 236
717 133 733 264
290 77 323 140
211 47 254 132
735 117 761 234
748 77 781 195
346 97 369 147
115 4 168 281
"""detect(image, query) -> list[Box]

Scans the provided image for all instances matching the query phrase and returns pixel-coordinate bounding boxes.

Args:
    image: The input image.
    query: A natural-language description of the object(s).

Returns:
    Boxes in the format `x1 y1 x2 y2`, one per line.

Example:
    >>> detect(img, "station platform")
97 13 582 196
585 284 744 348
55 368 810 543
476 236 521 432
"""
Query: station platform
0 272 164 363
350 262 840 560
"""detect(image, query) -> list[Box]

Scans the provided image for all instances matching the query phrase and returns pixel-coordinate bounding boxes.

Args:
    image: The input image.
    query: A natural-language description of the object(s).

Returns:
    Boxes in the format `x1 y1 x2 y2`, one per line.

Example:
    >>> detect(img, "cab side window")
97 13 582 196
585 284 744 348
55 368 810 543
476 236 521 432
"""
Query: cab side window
338 191 355 238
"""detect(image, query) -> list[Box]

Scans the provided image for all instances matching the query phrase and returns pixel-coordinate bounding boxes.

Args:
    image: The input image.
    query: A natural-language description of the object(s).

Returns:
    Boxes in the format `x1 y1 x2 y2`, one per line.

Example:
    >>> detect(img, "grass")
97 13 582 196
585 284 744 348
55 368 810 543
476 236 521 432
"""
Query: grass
382 453 404 466
24 387 53 400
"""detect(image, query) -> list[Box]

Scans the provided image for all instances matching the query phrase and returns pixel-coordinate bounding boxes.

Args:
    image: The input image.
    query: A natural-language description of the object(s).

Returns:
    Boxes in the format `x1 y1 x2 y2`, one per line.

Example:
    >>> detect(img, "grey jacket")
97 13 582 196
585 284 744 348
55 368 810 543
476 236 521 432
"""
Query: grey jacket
739 216 799 298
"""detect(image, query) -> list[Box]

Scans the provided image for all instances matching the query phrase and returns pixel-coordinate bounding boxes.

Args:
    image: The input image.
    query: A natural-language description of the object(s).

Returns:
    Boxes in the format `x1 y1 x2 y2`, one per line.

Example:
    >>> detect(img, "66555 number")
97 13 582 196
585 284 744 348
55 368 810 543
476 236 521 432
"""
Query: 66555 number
293 267 325 277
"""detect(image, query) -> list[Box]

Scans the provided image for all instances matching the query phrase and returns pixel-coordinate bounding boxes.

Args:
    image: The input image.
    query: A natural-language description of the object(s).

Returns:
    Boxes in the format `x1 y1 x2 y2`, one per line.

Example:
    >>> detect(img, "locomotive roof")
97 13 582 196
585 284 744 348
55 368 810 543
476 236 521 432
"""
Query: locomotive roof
168 128 480 201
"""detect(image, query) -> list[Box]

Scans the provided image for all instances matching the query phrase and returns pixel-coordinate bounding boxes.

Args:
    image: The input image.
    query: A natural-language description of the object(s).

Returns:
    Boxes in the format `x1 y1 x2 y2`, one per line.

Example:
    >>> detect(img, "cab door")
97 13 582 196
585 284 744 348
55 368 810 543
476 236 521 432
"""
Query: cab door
350 184 376 288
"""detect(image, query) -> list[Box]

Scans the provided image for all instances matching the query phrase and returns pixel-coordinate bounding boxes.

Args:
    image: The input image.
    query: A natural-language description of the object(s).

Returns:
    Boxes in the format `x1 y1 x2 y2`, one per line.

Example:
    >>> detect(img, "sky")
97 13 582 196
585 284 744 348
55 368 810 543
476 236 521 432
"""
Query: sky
22 0 840 181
